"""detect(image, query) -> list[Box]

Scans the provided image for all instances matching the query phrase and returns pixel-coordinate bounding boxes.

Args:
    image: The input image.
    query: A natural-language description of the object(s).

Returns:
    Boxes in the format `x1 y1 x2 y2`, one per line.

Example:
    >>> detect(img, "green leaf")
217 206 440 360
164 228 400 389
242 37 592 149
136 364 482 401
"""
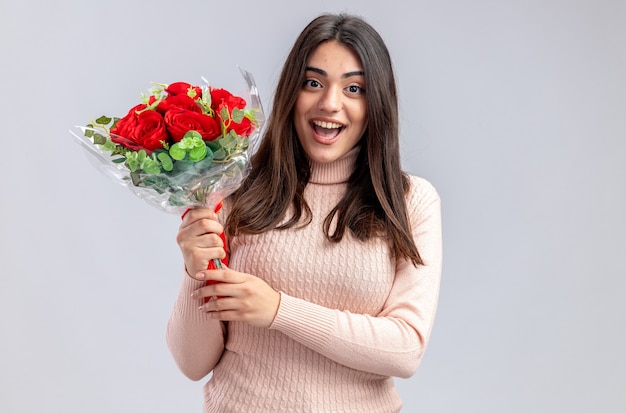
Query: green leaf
127 158 139 172
182 130 202 142
130 171 142 186
93 133 107 145
143 162 161 174
84 124 94 137
169 143 187 161
220 135 236 150
220 107 230 121
95 115 112 125
170 159 194 175
157 152 174 171
244 109 256 122
125 151 147 172
188 145 207 162
141 154 162 174
206 141 220 153
212 148 227 161
167 193 187 206
178 132 204 150
102 140 115 151
141 175 169 193
231 107 244 123
192 150 214 169
202 91 212 109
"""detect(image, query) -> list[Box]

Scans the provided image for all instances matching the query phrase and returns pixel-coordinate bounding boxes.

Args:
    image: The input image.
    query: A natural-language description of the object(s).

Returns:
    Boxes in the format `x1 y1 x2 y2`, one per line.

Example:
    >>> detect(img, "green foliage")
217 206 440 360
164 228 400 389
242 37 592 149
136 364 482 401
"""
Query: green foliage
125 150 147 172
93 133 107 145
157 152 173 171
169 132 209 163
220 107 229 121
84 125 94 137
169 144 187 161
212 132 248 162
95 116 112 125
231 107 244 124
189 145 207 162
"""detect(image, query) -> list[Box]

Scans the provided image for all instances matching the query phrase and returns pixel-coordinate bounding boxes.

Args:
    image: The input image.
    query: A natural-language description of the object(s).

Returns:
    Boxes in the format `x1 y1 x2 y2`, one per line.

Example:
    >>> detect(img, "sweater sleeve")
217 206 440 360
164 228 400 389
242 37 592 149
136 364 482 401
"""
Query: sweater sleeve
269 177 442 378
166 271 227 381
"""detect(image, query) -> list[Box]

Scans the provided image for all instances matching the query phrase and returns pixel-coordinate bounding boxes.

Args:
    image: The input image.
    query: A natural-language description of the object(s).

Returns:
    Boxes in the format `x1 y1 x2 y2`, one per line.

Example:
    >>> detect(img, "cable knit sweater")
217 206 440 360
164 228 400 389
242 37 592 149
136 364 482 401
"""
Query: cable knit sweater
166 148 442 412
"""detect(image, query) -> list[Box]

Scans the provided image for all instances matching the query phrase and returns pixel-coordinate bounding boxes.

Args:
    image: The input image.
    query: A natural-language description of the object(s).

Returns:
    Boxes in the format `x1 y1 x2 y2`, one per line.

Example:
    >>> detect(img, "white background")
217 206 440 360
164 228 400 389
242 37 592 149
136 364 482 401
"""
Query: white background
1 0 625 412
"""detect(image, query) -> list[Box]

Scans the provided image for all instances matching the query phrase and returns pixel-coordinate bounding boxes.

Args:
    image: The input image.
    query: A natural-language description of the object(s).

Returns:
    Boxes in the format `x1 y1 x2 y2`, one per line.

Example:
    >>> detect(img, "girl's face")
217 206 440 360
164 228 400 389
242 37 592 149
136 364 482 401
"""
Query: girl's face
293 40 367 164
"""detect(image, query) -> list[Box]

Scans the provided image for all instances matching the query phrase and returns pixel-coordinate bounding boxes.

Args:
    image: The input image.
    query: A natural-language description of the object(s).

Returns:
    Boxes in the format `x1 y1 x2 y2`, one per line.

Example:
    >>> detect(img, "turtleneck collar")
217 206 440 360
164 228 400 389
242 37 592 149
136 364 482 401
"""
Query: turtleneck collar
308 146 360 185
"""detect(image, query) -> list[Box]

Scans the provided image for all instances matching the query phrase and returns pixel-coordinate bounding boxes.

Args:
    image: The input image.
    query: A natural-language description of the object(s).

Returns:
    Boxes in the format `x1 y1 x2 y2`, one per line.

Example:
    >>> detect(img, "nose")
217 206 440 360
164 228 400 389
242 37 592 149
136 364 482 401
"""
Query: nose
318 86 342 113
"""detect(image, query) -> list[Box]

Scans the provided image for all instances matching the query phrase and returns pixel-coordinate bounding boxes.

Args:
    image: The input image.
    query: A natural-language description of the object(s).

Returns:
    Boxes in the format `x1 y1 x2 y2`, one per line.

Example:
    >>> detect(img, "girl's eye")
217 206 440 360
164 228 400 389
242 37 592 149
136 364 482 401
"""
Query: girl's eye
346 85 364 94
303 79 321 88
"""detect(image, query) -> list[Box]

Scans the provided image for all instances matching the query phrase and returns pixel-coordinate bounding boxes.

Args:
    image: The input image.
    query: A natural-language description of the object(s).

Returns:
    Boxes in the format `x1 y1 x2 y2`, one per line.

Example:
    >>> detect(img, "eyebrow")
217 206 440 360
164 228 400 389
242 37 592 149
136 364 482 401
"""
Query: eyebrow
305 66 365 78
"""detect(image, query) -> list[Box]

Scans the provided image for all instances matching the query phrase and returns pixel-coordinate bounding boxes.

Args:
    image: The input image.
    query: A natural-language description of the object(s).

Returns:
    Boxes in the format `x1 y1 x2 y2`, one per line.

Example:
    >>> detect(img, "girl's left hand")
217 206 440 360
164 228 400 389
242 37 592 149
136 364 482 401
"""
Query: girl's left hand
192 267 281 329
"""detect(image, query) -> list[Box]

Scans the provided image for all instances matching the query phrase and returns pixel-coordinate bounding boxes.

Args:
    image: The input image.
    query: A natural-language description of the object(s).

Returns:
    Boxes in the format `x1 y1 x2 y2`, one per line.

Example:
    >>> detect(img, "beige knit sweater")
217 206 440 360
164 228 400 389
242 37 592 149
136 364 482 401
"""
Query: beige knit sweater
166 148 442 412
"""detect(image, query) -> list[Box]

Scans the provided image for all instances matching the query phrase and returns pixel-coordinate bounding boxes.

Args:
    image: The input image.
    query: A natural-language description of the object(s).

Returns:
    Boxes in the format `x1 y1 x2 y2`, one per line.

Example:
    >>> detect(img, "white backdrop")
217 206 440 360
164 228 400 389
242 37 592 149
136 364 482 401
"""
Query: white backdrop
1 0 625 412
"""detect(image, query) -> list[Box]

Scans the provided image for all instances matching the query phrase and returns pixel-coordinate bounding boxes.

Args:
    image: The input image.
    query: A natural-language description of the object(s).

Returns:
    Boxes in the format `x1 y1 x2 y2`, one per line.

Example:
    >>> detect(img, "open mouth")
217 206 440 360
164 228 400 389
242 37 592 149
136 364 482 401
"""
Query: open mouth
312 120 344 140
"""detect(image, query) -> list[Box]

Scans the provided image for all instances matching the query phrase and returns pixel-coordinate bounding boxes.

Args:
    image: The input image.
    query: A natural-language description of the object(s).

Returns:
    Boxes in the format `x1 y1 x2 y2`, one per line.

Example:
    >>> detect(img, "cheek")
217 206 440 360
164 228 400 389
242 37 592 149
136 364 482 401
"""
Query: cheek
357 102 368 122
349 102 368 131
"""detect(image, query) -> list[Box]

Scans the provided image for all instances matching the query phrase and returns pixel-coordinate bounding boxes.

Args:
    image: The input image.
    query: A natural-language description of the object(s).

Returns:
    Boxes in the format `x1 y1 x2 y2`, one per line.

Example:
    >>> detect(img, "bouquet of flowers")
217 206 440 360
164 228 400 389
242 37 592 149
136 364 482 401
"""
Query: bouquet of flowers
71 68 264 271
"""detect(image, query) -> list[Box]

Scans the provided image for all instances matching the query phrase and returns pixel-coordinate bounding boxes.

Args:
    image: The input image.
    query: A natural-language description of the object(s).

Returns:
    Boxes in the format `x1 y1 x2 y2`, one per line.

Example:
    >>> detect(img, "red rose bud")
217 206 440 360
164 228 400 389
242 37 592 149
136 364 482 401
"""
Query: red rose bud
166 82 202 99
164 109 221 142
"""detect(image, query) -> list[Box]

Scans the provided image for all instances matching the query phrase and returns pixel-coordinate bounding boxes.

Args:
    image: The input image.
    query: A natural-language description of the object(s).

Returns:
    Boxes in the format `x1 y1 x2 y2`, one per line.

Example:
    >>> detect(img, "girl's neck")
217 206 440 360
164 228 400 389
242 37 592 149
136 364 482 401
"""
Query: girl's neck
308 146 359 185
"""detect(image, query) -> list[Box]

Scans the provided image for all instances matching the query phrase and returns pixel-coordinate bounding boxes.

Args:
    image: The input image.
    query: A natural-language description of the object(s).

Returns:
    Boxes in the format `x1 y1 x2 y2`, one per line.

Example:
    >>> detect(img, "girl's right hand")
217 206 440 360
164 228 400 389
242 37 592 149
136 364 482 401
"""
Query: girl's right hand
176 208 227 279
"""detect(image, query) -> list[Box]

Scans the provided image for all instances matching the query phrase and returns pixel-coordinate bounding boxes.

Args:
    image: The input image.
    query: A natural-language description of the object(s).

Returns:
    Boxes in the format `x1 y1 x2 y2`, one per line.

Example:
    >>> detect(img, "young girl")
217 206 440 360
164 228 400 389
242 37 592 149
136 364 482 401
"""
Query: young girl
167 13 442 412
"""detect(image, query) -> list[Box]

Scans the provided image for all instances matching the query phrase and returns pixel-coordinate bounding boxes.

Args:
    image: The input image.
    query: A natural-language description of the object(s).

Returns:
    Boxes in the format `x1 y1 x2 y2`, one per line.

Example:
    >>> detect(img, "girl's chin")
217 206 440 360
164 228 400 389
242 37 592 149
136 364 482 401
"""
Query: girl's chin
303 146 348 164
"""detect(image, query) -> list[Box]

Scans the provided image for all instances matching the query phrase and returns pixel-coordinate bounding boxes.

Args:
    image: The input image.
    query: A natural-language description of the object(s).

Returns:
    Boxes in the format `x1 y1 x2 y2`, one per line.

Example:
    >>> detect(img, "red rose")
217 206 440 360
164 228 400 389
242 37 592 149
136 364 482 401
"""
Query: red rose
209 88 254 136
221 109 254 136
209 88 246 111
165 82 202 99
111 105 169 152
111 103 144 141
157 94 202 114
164 109 221 142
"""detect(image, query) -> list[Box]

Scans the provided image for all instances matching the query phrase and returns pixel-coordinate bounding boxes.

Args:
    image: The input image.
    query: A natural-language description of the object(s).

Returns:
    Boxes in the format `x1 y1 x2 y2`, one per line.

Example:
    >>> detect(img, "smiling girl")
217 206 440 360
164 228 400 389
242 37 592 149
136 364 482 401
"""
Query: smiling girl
167 13 442 412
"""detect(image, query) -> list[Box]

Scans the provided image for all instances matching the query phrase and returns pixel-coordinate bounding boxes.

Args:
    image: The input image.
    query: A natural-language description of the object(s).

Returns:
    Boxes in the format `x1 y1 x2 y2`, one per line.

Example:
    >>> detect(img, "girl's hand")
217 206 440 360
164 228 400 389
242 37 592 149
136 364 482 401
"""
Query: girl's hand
192 267 281 329
177 208 227 279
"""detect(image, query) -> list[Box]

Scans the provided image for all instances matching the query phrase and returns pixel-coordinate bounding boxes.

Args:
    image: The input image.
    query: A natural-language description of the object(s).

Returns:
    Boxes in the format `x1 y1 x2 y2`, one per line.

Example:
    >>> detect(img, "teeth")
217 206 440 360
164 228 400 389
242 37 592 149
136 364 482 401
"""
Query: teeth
313 120 342 129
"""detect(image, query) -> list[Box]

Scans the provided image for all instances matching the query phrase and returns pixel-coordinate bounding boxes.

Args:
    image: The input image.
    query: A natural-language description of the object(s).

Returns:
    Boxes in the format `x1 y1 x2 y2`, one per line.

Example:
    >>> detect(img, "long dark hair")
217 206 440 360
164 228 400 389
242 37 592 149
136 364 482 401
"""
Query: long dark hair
226 13 422 266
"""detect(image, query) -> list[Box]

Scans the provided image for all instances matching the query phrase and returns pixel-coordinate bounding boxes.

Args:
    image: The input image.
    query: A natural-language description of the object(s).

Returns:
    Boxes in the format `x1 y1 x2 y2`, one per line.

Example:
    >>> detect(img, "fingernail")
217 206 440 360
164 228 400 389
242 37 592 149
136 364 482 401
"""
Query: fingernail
196 272 205 280
191 290 198 299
